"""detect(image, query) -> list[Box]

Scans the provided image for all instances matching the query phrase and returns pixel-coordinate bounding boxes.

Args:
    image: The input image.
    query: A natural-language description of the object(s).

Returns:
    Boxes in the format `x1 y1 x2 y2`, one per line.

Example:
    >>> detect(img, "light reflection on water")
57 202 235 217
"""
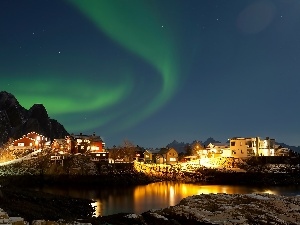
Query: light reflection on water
36 182 300 217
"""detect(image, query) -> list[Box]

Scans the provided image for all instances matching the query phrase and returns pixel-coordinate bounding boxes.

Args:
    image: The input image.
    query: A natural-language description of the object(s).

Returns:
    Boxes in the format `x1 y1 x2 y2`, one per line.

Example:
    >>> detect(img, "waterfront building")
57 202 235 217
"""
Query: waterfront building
155 147 178 164
206 142 230 158
90 151 109 163
135 149 153 163
274 145 290 156
9 131 48 151
51 138 70 153
69 132 105 154
229 137 275 157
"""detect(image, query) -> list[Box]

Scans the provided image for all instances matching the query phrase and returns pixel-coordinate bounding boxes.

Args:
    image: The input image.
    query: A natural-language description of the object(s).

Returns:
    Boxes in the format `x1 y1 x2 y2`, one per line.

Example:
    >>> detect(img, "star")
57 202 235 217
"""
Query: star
161 25 164 28
58 51 61 54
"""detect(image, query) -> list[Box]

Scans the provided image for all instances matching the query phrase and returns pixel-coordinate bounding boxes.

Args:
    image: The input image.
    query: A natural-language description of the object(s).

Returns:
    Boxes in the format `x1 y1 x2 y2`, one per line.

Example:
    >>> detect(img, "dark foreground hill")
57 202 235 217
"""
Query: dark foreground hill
0 91 69 145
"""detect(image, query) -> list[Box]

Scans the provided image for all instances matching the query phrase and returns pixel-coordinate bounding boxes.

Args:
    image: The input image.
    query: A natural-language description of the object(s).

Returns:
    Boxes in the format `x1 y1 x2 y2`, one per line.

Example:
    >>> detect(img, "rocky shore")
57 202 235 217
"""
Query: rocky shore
1 189 300 224
0 169 299 224
0 156 300 224
144 193 300 224
0 187 94 223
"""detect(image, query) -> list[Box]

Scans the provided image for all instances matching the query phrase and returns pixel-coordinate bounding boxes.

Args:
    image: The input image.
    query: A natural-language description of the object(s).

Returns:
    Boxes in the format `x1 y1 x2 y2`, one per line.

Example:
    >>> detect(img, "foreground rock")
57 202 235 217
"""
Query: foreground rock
0 187 94 223
152 193 300 224
87 193 300 224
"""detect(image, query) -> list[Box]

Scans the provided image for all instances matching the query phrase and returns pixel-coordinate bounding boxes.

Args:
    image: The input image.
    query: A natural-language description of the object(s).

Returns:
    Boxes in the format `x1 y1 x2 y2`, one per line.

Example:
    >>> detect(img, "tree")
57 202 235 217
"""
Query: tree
122 139 136 162
191 141 204 156
108 146 121 163
184 144 192 156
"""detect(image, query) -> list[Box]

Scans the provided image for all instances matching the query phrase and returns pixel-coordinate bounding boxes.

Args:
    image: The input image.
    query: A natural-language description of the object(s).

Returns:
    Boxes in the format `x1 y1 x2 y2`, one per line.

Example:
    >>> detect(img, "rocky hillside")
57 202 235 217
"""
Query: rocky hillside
0 91 69 146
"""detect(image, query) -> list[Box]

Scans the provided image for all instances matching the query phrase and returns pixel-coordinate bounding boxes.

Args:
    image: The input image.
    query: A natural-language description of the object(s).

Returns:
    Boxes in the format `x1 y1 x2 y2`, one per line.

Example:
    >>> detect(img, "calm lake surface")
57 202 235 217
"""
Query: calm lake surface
36 182 300 216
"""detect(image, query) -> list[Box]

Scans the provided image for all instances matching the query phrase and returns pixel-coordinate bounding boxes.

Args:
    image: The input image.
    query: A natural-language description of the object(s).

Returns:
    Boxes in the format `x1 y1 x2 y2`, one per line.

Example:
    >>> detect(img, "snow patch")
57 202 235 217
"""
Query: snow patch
245 193 270 200
149 212 168 220
125 213 139 219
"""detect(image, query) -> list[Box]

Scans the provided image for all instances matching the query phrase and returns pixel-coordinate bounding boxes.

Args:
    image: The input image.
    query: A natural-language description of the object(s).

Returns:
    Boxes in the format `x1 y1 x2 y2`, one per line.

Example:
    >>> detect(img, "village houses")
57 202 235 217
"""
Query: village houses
203 136 276 159
7 131 289 166
155 147 178 164
9 131 48 151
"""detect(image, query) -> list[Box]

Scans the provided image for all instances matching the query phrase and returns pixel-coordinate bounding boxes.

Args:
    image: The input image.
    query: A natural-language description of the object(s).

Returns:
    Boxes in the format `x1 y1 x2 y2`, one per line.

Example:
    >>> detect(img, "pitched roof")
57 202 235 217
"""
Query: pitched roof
213 143 229 146
158 147 177 154
53 139 66 145
207 142 229 147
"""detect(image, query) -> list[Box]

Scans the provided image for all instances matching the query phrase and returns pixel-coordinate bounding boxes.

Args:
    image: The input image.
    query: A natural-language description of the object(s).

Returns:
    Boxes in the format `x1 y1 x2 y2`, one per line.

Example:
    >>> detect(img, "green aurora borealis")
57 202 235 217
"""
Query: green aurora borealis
1 0 179 135
67 0 179 128
2 0 300 147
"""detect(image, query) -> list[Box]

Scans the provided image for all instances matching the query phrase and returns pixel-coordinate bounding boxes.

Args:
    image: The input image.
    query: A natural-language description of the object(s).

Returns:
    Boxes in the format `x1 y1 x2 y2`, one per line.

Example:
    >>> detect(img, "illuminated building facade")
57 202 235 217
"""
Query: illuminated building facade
156 148 178 164
90 152 109 163
70 132 105 154
205 143 230 158
229 137 275 157
51 138 70 152
9 131 47 150
135 150 152 163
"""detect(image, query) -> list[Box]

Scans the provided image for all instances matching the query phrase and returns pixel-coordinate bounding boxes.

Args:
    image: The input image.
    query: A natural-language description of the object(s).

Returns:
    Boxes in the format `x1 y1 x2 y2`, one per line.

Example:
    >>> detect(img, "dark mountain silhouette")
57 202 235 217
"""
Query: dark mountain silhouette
0 91 69 146
166 140 186 153
166 138 222 153
202 137 221 147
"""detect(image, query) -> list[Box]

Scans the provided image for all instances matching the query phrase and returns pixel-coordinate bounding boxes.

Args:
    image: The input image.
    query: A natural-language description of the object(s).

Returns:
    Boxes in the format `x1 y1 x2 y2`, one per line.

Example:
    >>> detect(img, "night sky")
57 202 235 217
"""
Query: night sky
1 0 300 148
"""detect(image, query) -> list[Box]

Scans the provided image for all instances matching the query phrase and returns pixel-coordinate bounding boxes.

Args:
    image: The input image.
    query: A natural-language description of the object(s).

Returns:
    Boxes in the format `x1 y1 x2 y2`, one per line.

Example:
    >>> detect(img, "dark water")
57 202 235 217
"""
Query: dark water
35 182 300 216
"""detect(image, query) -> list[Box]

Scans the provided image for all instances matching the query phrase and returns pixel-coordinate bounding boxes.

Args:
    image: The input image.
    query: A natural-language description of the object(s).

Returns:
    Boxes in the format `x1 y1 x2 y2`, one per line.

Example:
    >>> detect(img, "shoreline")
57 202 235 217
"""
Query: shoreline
1 184 300 225
0 160 300 224
1 169 300 189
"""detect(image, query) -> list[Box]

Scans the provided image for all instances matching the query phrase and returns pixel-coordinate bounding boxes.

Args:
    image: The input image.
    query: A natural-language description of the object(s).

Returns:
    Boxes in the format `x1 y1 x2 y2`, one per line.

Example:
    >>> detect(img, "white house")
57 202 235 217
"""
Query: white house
206 143 230 158
229 137 275 158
